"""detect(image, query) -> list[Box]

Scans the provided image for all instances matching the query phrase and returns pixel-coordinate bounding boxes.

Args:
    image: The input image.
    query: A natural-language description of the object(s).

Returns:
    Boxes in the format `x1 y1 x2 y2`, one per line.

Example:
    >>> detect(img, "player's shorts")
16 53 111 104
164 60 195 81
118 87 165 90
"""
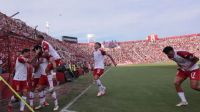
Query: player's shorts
177 69 200 80
93 69 104 77
38 75 48 86
47 59 61 71
12 80 29 92
29 78 40 90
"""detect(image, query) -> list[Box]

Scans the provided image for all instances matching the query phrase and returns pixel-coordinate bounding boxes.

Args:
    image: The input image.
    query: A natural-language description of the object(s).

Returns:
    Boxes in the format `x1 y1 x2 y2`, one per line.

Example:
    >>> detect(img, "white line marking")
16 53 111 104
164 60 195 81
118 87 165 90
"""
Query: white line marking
60 67 112 112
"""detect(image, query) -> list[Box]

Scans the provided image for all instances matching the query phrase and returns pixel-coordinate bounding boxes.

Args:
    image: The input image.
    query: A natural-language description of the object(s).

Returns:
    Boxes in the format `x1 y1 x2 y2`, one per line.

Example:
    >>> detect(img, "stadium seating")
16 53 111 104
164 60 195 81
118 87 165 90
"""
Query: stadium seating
1 11 200 101
1 11 200 71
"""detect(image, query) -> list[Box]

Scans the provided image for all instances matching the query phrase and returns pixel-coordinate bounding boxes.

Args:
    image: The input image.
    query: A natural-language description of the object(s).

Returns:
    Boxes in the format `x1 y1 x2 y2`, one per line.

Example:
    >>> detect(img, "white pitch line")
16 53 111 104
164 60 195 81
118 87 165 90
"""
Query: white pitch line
60 67 112 112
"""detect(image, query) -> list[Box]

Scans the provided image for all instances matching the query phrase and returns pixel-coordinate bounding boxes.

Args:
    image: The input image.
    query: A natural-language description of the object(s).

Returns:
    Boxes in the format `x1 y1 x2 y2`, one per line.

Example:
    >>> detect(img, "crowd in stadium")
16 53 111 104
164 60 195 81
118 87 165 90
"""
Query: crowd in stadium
1 12 200 73
44 34 200 66
39 33 200 67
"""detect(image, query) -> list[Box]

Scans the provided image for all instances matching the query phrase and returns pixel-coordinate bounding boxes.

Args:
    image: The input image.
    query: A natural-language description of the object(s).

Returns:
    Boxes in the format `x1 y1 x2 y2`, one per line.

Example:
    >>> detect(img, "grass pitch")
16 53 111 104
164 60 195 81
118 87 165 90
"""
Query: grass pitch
40 64 200 112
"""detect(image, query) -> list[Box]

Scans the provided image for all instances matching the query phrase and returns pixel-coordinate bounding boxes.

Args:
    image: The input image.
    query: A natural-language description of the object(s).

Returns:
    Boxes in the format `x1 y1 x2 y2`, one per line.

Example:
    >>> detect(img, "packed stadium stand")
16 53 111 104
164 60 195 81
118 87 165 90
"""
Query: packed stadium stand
0 11 200 103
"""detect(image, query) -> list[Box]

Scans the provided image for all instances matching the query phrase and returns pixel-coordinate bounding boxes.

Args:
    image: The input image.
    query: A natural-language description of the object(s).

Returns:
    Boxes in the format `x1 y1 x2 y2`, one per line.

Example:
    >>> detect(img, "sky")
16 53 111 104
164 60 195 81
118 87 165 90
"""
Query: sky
0 0 200 42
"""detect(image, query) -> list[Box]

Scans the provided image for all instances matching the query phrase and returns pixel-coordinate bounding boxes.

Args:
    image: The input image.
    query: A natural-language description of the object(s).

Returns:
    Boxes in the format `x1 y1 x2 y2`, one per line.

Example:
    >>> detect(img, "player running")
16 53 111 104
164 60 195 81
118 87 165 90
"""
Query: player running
35 35 61 111
163 46 200 107
93 42 117 97
8 49 30 112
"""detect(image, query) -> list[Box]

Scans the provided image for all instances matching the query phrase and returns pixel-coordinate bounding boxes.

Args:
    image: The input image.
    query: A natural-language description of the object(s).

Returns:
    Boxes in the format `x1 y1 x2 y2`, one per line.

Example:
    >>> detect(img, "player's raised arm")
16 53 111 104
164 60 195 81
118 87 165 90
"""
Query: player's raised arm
42 42 51 59
18 49 30 63
106 53 117 66
99 47 117 67
18 56 28 63
31 45 42 64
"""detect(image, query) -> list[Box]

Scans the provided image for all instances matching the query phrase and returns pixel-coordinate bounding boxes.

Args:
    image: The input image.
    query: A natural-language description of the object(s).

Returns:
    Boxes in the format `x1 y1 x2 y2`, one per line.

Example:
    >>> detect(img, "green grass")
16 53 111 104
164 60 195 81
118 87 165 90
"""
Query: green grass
7 64 200 112
66 64 200 112
37 76 92 112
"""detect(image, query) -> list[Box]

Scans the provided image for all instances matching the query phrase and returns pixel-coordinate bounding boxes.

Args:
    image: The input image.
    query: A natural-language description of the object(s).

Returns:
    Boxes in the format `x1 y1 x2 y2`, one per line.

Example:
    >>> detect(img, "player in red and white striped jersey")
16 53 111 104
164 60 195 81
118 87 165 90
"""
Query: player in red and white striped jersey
8 49 30 112
93 42 117 97
35 36 60 111
37 35 61 89
163 46 200 107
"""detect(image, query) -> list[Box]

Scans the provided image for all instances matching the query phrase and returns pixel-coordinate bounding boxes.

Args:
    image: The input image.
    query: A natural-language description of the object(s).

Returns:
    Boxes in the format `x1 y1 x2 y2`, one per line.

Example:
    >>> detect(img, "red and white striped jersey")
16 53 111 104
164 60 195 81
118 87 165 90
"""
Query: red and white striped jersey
93 49 106 69
14 55 28 81
42 40 61 60
34 57 48 78
172 51 199 71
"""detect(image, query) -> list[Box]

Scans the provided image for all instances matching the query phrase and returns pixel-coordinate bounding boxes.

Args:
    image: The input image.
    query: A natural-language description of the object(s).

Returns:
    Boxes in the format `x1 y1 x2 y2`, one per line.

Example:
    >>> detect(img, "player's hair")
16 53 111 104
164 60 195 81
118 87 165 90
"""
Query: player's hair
163 46 174 54
95 42 101 47
37 35 44 39
21 48 30 54
33 44 42 51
